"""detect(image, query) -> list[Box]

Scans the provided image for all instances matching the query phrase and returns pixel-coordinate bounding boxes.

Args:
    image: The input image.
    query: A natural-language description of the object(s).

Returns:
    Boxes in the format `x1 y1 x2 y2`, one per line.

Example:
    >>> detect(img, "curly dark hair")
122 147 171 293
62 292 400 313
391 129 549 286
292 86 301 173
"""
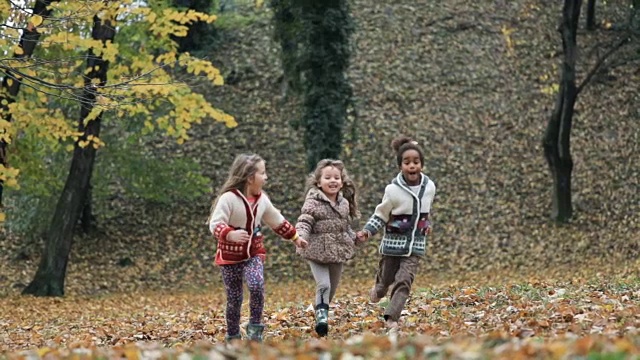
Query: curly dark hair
391 136 424 167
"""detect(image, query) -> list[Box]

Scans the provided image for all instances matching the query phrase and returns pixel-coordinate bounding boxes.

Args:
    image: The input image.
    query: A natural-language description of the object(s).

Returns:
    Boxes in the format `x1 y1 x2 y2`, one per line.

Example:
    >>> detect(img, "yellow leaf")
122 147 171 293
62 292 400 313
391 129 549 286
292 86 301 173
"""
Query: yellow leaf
123 346 140 360
13 46 24 56
0 213 5 222
30 14 44 27
37 347 51 357
256 0 264 8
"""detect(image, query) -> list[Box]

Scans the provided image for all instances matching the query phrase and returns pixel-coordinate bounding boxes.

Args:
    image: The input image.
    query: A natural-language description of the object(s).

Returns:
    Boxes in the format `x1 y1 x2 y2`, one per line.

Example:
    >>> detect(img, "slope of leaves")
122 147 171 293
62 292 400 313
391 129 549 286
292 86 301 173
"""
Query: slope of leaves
1 266 639 357
0 0 638 301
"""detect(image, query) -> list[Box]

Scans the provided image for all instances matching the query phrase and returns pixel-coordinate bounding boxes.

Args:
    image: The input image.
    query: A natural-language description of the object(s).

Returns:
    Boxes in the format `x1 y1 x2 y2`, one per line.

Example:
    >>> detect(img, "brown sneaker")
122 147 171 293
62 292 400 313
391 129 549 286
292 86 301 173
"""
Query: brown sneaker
369 286 381 303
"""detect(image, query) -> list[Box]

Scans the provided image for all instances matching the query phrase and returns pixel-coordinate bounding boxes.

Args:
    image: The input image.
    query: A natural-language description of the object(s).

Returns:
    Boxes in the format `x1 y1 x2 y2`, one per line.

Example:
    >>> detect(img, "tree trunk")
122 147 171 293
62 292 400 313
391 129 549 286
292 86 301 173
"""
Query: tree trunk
80 183 96 233
542 0 582 223
271 0 302 97
586 0 596 30
0 0 57 206
632 0 640 30
299 0 354 171
171 0 216 53
23 15 116 297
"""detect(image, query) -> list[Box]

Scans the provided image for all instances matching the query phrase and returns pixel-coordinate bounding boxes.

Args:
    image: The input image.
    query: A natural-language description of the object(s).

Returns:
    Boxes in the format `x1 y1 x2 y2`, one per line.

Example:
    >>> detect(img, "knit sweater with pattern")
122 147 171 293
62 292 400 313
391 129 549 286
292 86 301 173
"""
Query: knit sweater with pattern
363 173 436 257
208 189 297 265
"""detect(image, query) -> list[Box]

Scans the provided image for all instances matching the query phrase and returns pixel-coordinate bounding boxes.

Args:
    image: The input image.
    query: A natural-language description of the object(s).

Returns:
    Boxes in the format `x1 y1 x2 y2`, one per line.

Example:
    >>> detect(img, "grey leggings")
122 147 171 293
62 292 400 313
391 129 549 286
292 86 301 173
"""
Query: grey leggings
308 261 344 307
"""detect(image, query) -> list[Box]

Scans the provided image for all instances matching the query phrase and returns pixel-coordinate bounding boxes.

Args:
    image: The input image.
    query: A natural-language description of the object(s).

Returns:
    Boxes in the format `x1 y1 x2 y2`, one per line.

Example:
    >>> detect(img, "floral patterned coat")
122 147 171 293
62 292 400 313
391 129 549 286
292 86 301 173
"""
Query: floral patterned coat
295 188 357 264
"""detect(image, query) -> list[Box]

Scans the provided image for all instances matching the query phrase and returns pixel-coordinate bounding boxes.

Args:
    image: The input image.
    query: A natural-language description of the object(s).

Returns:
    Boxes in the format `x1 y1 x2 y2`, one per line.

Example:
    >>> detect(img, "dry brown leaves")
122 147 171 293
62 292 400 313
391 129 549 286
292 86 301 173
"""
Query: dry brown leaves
2 267 639 359
1 0 639 358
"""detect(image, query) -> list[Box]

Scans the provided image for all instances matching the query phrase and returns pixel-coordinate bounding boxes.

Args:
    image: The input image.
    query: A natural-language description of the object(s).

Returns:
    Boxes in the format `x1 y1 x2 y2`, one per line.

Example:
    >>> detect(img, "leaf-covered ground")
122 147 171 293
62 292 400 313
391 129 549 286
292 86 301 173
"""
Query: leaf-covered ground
1 0 640 358
2 0 638 297
2 265 640 358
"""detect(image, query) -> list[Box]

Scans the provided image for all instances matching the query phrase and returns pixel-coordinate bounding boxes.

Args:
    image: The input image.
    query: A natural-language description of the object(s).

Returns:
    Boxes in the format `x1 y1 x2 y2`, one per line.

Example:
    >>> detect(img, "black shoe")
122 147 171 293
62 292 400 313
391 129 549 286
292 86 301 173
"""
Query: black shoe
246 323 265 342
315 303 329 337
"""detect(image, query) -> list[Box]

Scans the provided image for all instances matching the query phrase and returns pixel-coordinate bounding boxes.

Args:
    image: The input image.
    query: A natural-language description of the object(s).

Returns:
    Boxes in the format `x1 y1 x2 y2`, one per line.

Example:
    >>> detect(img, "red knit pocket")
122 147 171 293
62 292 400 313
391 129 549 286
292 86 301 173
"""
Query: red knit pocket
218 237 250 262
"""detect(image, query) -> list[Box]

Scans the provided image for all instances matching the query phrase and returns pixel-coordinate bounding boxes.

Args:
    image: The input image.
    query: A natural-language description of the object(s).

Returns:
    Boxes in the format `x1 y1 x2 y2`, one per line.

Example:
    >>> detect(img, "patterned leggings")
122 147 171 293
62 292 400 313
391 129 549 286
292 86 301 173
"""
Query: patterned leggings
220 256 265 336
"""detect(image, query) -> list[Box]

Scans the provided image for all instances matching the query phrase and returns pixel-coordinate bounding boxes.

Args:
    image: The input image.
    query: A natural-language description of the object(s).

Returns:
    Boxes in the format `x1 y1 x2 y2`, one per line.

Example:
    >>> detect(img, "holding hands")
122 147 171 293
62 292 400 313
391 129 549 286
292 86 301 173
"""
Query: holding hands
294 236 308 249
355 230 370 244
228 229 308 249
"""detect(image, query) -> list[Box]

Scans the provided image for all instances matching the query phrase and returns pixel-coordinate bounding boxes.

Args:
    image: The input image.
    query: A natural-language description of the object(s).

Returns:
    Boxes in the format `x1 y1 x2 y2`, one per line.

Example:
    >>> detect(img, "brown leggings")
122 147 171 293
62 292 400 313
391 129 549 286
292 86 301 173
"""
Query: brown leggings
372 255 420 321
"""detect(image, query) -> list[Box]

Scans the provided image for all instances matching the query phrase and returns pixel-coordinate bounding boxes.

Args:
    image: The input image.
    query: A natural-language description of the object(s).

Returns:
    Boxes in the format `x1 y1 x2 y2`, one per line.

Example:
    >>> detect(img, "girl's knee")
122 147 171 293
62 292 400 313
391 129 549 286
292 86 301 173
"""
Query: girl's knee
316 282 331 293
247 280 265 294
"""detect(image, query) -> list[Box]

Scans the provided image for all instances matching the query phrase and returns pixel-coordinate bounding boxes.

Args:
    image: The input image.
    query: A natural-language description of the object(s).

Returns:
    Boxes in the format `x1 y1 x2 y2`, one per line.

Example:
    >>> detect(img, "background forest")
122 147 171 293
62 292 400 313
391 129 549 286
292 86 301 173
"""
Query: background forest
0 0 639 357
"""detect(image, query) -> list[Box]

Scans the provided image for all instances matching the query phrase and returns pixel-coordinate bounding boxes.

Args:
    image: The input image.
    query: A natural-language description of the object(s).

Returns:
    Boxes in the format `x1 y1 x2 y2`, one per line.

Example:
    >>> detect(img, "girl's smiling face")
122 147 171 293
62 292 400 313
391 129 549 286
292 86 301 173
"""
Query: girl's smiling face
400 149 422 185
318 166 343 201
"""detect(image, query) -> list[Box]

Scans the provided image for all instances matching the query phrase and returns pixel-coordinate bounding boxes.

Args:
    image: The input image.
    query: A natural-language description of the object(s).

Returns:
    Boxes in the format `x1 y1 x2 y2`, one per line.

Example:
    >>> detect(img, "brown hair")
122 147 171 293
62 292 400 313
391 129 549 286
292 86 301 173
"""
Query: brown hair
208 153 264 222
391 135 424 167
306 159 360 219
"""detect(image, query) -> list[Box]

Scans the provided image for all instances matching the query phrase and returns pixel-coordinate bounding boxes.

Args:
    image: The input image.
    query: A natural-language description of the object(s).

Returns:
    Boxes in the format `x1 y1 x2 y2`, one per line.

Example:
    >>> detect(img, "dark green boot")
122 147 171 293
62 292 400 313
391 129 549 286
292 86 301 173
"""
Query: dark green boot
315 303 329 337
246 323 265 342
225 333 242 343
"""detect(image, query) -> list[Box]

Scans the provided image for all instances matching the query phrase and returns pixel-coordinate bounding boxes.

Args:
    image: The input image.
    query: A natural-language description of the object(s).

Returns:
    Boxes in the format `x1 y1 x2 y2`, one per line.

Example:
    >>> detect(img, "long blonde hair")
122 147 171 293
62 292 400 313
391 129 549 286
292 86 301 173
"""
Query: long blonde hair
208 153 264 222
306 159 360 219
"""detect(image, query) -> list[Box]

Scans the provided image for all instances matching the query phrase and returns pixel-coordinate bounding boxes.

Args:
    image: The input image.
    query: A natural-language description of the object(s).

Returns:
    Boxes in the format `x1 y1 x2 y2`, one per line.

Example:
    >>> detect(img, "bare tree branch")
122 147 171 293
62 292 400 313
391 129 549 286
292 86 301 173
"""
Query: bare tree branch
577 36 631 94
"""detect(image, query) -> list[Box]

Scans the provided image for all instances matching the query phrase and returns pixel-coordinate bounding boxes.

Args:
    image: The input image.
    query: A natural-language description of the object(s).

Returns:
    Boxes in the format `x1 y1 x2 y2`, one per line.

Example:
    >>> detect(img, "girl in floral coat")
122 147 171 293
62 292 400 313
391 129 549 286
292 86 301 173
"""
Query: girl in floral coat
295 159 362 337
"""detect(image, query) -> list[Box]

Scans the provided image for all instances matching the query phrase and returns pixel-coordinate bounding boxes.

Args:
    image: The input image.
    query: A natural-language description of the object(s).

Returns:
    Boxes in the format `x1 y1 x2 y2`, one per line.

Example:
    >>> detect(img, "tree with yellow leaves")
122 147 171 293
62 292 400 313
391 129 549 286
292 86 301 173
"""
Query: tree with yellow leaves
1 0 235 296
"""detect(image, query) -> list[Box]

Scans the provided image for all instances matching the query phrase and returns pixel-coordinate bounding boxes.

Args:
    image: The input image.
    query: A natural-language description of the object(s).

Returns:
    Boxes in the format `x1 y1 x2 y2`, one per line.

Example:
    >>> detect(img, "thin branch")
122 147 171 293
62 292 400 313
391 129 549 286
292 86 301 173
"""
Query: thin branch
577 36 631 94
0 61 178 92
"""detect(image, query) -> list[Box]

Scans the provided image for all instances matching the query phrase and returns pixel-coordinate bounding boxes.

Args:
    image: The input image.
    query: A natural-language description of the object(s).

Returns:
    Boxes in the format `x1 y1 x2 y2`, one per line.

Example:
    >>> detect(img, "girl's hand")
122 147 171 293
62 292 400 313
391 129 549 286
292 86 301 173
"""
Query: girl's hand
423 226 432 236
294 237 308 249
356 230 370 243
356 231 369 244
227 229 250 243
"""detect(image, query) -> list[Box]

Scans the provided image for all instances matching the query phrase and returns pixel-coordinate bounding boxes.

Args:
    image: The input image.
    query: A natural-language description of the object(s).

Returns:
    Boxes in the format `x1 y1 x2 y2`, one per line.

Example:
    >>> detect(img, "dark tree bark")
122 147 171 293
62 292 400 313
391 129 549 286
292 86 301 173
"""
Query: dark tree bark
542 0 582 223
586 0 596 30
23 15 116 297
80 184 96 233
171 0 216 53
271 0 302 97
0 0 57 206
298 0 354 171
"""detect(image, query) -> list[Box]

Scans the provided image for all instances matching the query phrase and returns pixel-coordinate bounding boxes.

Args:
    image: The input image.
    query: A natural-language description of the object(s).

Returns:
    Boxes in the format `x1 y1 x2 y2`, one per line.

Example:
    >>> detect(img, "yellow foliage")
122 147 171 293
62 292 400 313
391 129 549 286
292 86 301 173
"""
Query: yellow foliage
501 26 515 56
541 83 560 95
0 2 10 19
30 14 44 27
0 165 20 192
0 0 235 192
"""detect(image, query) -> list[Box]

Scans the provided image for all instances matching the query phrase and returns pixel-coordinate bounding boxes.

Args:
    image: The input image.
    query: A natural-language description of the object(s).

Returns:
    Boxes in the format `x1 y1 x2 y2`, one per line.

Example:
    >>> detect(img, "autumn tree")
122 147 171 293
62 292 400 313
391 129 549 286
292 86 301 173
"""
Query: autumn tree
1 0 235 296
543 0 632 223
22 12 117 296
0 0 57 207
271 0 354 171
